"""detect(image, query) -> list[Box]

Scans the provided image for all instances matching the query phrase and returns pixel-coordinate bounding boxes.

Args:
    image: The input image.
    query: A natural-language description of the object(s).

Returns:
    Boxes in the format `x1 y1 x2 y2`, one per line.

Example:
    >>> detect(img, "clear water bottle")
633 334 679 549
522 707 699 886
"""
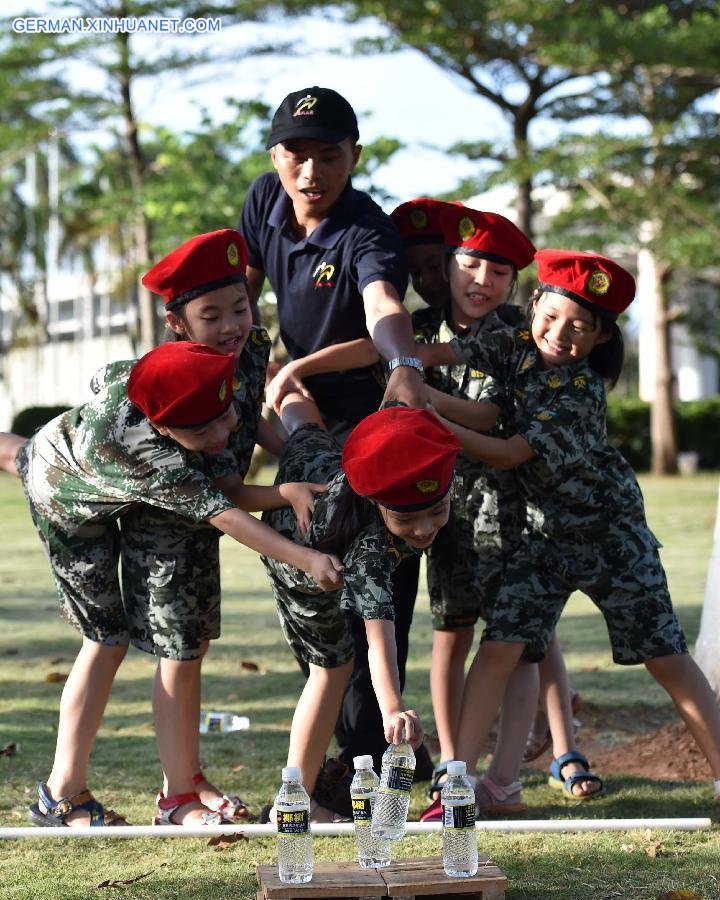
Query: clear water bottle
371 741 415 842
351 755 391 868
441 760 478 877
199 710 250 733
275 766 313 884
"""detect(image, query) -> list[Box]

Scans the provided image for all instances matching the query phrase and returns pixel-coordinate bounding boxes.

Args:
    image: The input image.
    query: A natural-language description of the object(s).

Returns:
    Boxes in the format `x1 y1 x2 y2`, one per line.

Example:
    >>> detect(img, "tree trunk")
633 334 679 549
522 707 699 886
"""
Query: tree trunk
695 484 720 699
650 257 678 475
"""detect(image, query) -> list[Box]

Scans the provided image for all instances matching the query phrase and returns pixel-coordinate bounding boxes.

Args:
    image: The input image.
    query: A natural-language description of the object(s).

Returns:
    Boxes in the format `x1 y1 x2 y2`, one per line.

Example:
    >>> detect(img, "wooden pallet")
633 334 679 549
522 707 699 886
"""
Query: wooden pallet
256 854 507 900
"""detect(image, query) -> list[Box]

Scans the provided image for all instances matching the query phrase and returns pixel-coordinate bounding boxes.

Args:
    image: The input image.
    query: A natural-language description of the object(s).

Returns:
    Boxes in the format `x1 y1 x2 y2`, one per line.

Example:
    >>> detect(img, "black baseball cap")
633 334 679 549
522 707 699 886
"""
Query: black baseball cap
265 86 359 149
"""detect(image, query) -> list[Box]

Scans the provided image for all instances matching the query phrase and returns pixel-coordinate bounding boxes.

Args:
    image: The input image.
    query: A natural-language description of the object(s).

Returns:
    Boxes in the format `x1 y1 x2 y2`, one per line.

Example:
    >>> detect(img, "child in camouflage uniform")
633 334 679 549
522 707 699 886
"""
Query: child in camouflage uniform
260 401 460 823
0 233 342 829
417 249 720 804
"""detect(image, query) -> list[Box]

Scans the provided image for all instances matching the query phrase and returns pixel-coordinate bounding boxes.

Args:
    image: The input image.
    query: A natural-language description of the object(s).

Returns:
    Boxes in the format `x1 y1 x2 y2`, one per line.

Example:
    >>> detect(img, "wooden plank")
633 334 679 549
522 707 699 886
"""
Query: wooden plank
256 861 387 898
380 855 506 898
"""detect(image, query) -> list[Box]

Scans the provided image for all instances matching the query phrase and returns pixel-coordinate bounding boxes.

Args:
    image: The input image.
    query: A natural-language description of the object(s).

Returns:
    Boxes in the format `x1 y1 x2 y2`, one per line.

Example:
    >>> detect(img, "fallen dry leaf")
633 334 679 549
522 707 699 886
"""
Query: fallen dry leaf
232 764 246 773
620 843 635 853
97 862 167 888
207 832 247 850
644 840 663 858
581 665 600 673
240 660 259 672
0 743 18 757
656 892 701 900
49 657 66 665
44 672 68 683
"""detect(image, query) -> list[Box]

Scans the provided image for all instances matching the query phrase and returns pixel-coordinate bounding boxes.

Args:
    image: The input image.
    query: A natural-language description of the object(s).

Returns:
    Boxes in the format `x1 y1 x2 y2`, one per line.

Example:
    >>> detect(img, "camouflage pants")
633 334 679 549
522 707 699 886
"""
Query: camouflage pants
24 497 220 660
483 526 687 665
262 423 353 668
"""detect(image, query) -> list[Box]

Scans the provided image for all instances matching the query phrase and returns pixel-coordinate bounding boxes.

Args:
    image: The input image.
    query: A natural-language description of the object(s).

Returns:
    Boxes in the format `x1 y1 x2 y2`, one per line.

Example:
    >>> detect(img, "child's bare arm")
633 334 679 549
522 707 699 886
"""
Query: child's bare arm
266 339 379 413
214 476 327 538
415 341 459 368
436 414 535 470
256 417 285 457
365 618 422 747
426 385 500 432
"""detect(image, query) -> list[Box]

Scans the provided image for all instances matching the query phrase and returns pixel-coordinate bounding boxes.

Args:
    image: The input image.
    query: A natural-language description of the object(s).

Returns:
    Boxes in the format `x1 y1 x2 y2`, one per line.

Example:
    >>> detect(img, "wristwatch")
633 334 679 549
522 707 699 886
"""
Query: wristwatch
387 356 424 375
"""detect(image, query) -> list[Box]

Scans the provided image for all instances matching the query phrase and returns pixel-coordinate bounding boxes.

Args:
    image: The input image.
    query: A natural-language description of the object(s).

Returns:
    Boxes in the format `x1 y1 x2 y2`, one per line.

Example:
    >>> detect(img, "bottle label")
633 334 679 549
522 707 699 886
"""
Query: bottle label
351 796 372 823
276 808 309 835
378 764 414 795
203 713 223 733
442 802 475 830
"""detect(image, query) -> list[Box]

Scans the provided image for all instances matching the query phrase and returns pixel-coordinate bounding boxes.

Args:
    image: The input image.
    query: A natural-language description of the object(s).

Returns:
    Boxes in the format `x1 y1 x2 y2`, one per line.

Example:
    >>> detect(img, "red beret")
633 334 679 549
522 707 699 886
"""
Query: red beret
342 407 461 511
128 342 235 428
439 205 535 270
142 229 248 310
535 249 635 319
391 198 463 246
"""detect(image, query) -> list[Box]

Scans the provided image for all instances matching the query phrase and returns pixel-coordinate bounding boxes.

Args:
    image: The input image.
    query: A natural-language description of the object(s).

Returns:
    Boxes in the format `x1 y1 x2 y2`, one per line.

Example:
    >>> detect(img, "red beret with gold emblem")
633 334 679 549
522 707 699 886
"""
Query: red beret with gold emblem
342 407 461 511
439 205 535 270
535 249 635 319
391 198 463 246
142 229 248 311
128 342 235 428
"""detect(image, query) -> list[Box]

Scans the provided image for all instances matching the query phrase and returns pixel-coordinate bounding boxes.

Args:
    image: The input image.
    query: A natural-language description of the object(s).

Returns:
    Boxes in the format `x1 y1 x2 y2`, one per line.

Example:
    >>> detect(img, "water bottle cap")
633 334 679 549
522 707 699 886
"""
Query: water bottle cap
282 766 301 781
446 760 467 776
353 755 374 769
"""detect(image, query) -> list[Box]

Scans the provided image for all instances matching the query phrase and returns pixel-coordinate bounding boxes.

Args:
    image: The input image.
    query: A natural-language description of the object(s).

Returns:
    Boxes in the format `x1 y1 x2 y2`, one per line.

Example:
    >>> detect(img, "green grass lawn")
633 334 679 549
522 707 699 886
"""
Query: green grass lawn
0 472 718 899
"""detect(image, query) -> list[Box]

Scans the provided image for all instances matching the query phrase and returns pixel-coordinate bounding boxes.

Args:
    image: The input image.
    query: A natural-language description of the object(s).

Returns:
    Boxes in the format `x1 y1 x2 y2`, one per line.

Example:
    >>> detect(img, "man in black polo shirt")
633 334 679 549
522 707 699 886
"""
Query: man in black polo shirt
240 86 432 798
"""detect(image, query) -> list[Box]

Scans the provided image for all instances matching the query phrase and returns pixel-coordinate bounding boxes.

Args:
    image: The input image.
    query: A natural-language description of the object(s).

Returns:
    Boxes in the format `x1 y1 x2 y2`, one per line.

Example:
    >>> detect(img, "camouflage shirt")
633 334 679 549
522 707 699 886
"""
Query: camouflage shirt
264 434 419 622
19 360 236 535
413 306 524 548
451 326 649 540
195 326 271 480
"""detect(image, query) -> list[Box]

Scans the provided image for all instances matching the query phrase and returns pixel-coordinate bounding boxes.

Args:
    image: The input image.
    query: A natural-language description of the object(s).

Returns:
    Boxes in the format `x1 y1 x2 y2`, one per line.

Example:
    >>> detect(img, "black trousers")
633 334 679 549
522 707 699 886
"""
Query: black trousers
334 553 421 773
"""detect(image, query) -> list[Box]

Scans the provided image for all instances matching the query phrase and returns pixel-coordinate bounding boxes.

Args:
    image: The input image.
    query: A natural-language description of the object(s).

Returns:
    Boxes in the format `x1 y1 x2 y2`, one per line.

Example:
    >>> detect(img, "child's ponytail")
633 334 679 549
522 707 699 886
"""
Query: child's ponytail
309 479 376 558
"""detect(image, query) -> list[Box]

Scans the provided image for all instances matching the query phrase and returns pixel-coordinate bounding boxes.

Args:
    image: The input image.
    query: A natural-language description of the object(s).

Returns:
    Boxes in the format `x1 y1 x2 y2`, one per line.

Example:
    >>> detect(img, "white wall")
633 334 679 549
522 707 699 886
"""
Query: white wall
0 335 135 430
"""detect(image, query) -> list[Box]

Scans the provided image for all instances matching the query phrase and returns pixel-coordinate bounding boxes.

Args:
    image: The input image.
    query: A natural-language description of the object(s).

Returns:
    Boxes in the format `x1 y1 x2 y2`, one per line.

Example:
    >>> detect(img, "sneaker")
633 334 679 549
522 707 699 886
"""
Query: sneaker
311 758 353 819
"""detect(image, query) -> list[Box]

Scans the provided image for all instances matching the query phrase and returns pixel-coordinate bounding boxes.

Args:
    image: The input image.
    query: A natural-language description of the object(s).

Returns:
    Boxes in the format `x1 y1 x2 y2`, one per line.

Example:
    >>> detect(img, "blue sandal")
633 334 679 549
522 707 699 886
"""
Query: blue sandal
548 752 604 800
28 782 128 827
426 761 449 800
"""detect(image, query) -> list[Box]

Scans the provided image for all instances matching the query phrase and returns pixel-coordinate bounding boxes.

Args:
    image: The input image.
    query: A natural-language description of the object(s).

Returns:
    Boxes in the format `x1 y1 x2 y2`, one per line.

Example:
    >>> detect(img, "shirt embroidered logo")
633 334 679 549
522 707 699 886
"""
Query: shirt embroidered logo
313 262 336 289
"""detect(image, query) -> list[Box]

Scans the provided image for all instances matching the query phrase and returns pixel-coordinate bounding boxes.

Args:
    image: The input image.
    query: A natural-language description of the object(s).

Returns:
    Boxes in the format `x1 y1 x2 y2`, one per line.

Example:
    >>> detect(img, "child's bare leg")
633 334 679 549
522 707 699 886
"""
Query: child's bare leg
154 654 211 824
279 392 325 436
0 433 26 477
456 640 525 772
645 653 720 782
286 660 354 808
45 637 128 825
430 626 474 765
486 661 538 786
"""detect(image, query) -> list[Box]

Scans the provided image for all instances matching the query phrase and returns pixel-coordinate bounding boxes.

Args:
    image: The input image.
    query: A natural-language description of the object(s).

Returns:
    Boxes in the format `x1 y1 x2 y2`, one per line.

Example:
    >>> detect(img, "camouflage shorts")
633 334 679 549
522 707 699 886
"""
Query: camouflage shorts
23 495 220 660
262 424 353 668
483 526 687 665
426 510 504 630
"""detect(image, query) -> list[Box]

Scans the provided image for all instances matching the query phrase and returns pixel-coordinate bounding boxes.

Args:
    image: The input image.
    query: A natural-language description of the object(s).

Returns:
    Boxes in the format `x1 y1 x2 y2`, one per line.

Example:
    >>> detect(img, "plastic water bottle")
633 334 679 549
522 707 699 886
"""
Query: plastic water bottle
199 711 250 733
351 755 391 868
441 760 478 877
275 766 313 884
371 741 415 841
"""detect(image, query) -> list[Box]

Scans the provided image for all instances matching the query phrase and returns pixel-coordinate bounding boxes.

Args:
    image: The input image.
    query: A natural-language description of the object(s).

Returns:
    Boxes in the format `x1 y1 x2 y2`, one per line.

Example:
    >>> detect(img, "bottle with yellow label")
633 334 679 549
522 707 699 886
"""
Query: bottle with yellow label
275 767 312 884
351 755 391 868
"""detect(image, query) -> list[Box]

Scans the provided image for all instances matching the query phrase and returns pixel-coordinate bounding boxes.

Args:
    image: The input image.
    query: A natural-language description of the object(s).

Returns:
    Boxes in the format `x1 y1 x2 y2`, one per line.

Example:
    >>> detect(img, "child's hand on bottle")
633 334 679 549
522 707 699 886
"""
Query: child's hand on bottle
384 709 423 748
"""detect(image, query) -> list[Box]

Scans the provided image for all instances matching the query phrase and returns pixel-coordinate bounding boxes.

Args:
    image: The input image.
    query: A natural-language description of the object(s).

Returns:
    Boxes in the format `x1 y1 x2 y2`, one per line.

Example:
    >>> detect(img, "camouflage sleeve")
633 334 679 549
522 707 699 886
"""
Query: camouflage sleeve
200 327 271 480
89 360 135 395
339 527 399 620
450 328 515 375
517 373 606 473
134 467 236 523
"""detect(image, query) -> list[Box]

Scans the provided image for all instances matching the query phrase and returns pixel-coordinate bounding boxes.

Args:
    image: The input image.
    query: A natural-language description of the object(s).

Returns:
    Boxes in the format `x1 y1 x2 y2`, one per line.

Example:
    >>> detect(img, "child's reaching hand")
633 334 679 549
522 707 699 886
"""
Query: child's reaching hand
279 481 327 538
384 709 423 749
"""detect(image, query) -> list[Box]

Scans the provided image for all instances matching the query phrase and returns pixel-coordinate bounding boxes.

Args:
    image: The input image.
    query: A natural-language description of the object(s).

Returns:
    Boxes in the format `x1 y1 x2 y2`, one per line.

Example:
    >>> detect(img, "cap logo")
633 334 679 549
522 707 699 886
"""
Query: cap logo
294 94 317 116
218 381 227 403
226 242 240 267
458 216 476 241
415 479 439 494
410 209 428 229
587 269 611 295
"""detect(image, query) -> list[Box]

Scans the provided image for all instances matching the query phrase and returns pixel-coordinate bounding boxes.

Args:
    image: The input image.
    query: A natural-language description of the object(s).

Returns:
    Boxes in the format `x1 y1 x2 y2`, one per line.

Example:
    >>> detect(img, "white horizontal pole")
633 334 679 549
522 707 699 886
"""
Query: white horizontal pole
0 817 711 839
